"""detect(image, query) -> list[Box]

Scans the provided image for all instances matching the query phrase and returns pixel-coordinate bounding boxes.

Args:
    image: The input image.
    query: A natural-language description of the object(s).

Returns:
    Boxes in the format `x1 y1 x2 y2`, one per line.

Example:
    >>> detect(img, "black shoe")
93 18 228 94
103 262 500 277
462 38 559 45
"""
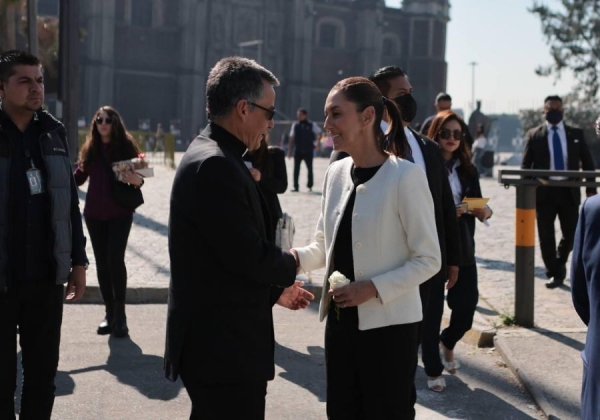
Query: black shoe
112 301 129 338
97 301 114 335
291 188 299 192
545 279 564 289
555 264 567 282
308 188 312 192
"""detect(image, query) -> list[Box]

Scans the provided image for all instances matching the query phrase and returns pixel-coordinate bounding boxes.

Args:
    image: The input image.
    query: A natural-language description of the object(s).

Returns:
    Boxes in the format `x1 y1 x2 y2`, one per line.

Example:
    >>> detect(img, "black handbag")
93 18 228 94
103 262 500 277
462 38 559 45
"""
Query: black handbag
111 179 144 209
100 153 144 210
457 216 475 266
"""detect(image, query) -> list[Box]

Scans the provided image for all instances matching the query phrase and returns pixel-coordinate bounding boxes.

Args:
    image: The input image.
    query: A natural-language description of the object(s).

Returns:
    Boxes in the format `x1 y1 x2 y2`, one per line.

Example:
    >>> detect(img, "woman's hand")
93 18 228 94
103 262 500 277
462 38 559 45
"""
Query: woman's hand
329 280 378 307
121 170 144 187
249 168 262 182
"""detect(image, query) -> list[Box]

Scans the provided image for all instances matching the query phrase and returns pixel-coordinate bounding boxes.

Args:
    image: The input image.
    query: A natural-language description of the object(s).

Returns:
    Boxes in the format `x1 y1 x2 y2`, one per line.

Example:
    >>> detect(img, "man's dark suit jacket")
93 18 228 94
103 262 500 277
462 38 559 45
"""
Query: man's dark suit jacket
164 123 297 383
522 123 596 203
571 194 600 419
408 128 460 277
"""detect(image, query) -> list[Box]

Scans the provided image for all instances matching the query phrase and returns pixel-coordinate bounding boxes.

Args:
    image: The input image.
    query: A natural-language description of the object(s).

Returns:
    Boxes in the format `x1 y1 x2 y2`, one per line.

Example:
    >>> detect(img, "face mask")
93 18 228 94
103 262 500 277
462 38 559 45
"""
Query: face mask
545 109 563 125
393 93 418 123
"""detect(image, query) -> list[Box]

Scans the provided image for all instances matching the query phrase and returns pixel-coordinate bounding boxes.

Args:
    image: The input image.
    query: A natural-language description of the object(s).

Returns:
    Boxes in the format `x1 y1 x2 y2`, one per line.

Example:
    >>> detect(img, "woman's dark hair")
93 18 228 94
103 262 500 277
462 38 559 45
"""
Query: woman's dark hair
427 110 476 175
331 76 408 158
79 106 141 170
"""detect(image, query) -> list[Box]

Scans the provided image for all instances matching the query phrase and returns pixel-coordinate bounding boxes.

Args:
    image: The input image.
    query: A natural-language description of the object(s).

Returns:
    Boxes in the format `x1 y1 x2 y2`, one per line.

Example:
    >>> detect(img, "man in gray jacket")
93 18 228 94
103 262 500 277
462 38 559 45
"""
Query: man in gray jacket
0 50 87 420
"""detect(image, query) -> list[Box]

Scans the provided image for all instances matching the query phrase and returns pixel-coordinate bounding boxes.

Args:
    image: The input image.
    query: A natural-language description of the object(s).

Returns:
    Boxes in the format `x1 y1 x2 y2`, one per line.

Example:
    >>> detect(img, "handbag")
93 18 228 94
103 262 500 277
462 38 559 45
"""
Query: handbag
275 213 295 251
112 179 144 209
457 216 475 266
100 153 144 210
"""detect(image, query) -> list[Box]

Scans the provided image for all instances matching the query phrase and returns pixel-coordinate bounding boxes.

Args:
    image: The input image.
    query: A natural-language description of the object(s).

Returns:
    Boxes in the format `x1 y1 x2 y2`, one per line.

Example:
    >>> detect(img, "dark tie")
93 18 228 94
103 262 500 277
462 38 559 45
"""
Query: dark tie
552 126 565 170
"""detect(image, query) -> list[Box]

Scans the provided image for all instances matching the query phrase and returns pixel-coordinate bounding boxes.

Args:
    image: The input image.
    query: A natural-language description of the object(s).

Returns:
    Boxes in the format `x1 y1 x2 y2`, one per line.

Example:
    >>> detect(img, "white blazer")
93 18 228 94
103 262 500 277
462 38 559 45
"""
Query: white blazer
295 155 441 330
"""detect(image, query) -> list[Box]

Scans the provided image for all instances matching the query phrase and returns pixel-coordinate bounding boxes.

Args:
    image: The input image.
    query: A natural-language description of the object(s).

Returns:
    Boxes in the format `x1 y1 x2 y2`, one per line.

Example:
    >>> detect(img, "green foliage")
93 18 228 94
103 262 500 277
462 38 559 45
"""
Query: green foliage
530 0 600 98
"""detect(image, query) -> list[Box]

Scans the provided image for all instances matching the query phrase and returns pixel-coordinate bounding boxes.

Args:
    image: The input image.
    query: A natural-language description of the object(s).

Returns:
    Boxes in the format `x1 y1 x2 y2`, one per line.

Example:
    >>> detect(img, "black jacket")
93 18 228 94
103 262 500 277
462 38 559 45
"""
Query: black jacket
522 122 596 204
164 123 297 383
249 146 287 235
409 128 460 272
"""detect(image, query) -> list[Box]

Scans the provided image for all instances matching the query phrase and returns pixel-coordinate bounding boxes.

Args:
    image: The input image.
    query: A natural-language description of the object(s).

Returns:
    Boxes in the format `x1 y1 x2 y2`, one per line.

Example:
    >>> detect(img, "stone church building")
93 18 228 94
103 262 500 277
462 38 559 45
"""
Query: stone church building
62 0 450 140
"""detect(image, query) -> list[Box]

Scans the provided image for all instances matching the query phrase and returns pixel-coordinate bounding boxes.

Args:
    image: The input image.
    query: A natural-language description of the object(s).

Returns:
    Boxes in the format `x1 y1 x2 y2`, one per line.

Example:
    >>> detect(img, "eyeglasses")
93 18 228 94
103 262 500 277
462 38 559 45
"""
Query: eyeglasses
249 102 276 121
95 117 114 125
438 129 463 141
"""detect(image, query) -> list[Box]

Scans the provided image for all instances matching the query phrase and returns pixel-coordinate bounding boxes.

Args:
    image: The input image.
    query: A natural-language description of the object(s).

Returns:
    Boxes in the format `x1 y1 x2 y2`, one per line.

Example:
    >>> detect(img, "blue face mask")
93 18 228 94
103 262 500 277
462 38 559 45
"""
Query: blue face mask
545 109 563 125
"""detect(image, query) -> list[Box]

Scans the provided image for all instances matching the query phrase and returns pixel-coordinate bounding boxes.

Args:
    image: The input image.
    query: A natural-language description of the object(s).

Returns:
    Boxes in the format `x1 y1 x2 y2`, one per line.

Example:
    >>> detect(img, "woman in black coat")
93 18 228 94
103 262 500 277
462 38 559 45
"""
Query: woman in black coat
423 110 493 392
244 136 288 240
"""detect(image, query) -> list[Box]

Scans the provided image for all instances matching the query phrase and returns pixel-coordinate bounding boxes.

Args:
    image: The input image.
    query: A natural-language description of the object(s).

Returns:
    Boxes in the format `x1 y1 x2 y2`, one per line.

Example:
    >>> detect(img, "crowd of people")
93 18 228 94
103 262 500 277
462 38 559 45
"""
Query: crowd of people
0 47 598 420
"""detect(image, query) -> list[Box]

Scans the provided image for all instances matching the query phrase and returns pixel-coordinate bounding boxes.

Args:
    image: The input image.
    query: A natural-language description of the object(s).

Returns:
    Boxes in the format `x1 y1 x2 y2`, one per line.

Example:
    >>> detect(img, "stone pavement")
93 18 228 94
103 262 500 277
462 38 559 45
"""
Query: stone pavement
74 154 587 419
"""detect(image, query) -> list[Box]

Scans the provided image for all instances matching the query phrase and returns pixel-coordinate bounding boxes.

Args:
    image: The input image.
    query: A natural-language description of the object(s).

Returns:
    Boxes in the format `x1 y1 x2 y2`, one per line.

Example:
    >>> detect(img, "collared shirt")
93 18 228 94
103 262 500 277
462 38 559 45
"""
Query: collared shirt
447 159 463 205
0 109 54 284
380 121 427 176
404 126 427 174
546 121 567 180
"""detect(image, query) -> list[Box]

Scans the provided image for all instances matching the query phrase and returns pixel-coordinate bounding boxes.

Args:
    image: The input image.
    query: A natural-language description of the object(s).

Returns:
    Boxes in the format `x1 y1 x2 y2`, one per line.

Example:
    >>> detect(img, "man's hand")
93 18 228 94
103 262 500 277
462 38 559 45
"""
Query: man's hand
66 266 86 302
277 280 315 310
446 265 459 289
330 280 378 308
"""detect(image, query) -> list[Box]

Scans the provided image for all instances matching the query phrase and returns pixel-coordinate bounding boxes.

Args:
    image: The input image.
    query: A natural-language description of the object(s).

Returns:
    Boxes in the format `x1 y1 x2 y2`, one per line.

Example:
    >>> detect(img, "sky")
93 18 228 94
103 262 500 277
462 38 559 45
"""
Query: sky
385 0 576 116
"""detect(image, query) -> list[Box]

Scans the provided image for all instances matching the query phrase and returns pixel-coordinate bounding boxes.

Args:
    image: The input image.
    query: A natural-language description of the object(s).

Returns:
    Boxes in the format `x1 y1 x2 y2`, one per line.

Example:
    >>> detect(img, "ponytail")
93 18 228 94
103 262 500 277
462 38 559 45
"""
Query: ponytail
381 96 409 159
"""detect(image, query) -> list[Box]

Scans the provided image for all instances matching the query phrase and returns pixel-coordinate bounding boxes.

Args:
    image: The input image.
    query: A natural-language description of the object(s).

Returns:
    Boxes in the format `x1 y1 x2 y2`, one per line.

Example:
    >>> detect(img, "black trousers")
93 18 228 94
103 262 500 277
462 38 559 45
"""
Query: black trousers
0 283 64 420
85 214 133 303
293 151 314 190
536 187 579 278
325 314 418 420
422 263 479 377
180 373 266 419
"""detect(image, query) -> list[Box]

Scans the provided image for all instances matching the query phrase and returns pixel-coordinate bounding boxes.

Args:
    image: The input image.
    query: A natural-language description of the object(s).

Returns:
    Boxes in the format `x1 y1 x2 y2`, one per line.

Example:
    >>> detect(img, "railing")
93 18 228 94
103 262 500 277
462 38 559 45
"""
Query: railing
498 169 600 327
77 130 176 169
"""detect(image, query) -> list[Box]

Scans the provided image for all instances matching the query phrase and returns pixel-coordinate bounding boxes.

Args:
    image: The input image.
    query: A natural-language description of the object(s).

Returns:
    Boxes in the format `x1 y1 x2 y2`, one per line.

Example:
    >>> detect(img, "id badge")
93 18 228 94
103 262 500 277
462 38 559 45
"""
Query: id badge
26 168 45 195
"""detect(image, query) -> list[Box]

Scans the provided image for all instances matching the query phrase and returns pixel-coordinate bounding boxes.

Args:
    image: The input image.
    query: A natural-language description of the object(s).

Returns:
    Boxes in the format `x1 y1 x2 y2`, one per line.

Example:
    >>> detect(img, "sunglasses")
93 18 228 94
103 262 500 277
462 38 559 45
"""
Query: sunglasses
438 129 463 141
249 102 276 121
95 117 114 125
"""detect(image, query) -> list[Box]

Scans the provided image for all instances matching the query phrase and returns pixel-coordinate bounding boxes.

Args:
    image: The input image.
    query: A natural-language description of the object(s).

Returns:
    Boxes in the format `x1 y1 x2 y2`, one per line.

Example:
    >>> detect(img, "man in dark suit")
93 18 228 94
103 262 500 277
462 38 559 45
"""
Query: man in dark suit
522 95 596 288
165 57 314 419
420 92 452 136
370 66 460 403
571 194 600 420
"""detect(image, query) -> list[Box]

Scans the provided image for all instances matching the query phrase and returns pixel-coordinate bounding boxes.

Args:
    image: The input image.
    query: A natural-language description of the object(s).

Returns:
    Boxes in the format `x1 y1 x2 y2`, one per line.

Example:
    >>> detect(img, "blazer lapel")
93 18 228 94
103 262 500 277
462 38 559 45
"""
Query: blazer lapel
537 125 551 169
564 125 578 170
410 127 435 180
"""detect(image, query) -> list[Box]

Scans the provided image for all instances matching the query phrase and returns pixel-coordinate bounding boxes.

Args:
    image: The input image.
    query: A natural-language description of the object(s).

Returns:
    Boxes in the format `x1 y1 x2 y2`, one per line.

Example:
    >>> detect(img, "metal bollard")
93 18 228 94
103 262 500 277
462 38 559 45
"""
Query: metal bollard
514 186 536 327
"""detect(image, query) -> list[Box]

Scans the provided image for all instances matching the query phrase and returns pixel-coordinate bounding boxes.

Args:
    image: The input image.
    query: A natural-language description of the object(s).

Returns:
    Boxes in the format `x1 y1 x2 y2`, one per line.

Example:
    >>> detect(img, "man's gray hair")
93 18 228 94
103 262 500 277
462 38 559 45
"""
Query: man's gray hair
206 56 280 120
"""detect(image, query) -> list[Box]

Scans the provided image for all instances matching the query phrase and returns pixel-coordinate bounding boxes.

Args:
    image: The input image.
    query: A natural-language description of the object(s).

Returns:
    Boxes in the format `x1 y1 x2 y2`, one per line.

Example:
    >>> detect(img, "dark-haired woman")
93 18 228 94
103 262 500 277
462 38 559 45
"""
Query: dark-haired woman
74 106 144 338
293 77 441 419
243 135 287 240
423 110 492 392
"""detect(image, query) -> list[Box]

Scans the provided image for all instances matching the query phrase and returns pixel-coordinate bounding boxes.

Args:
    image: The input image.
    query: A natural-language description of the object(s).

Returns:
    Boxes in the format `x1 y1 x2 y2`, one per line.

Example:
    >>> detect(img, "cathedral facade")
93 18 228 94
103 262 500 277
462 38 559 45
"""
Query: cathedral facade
78 0 450 140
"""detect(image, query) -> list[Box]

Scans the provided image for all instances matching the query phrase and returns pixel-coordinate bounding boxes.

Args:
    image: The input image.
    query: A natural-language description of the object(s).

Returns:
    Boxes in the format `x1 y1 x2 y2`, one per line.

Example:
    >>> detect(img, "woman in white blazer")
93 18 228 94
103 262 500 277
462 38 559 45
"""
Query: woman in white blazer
291 77 441 419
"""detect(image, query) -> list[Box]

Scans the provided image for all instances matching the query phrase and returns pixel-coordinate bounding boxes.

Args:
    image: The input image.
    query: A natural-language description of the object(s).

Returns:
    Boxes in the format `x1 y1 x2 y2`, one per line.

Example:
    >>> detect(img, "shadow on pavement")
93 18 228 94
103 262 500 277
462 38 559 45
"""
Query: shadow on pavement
415 363 537 419
476 257 549 280
275 342 326 402
534 328 584 352
132 213 168 237
67 336 183 401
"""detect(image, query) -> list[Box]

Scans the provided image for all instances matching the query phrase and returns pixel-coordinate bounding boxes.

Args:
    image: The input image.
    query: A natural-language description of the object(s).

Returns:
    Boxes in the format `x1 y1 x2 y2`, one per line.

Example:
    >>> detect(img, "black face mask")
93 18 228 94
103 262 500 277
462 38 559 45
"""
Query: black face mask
545 109 563 125
393 93 418 123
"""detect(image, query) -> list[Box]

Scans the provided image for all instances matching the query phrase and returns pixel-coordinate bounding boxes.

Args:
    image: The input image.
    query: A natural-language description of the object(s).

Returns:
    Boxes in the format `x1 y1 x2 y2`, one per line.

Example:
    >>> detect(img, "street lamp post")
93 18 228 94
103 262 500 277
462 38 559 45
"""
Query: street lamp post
469 61 478 115
238 39 263 63
27 0 38 56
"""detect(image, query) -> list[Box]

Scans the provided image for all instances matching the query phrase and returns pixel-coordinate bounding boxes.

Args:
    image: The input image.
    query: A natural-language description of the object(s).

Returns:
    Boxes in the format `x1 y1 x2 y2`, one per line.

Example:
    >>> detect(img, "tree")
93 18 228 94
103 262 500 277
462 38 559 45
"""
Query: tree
530 0 600 99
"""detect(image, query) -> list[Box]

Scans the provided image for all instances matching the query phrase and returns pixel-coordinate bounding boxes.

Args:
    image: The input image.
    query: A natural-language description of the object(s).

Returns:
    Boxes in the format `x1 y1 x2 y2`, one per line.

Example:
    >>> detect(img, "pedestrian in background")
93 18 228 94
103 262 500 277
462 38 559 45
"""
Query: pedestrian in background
244 134 288 238
521 95 596 289
0 49 87 420
425 110 492 392
287 108 321 192
74 106 145 338
294 77 441 419
165 56 313 420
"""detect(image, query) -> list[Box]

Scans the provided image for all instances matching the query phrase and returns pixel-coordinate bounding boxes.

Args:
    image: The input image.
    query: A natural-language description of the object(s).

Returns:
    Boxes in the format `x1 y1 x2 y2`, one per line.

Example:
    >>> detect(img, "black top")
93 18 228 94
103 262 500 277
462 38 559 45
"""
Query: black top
1 112 53 284
329 163 382 325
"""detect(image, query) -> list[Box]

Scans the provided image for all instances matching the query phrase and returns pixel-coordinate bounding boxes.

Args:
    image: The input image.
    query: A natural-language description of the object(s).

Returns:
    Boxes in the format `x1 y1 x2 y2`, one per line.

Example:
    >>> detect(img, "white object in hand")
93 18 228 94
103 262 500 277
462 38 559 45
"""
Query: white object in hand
329 271 350 289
